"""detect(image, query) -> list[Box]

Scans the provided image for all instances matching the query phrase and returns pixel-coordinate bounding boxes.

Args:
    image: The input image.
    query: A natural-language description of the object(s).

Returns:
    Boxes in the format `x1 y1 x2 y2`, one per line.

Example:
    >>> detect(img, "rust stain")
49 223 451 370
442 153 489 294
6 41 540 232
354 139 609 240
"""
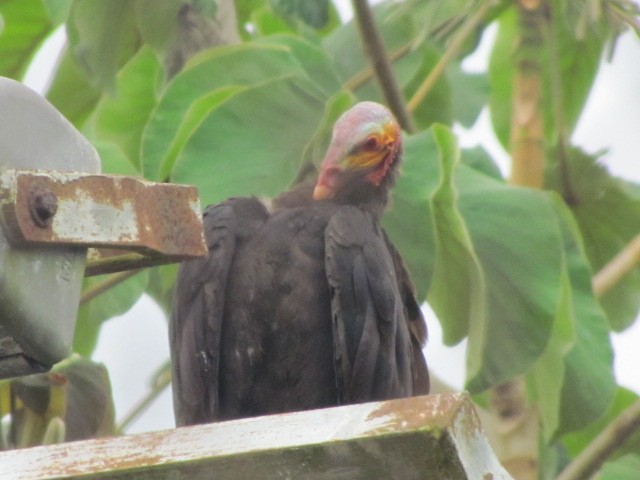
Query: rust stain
365 393 467 435
2 170 206 259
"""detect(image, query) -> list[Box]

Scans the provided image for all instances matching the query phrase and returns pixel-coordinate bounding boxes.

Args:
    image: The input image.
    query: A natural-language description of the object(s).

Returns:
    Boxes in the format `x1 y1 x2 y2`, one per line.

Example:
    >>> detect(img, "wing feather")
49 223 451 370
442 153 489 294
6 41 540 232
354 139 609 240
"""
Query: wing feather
169 197 268 426
325 206 427 403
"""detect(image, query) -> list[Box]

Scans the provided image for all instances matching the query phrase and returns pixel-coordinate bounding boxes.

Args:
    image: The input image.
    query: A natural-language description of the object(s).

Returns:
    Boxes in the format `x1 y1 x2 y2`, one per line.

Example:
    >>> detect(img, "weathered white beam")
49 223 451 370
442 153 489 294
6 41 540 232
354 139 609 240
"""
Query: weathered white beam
0 393 512 479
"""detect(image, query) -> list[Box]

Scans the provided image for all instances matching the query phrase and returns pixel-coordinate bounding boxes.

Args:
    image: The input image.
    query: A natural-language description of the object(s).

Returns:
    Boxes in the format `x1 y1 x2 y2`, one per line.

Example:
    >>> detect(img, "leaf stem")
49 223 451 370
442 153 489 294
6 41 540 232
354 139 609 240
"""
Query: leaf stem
116 361 172 433
557 397 640 480
592 233 640 297
80 270 141 305
407 0 494 113
351 0 416 132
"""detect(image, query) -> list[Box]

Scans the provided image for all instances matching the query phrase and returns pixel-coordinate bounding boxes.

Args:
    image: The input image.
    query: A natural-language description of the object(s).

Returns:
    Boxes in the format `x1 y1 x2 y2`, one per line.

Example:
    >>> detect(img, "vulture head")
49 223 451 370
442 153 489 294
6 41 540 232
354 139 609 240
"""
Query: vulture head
313 102 402 212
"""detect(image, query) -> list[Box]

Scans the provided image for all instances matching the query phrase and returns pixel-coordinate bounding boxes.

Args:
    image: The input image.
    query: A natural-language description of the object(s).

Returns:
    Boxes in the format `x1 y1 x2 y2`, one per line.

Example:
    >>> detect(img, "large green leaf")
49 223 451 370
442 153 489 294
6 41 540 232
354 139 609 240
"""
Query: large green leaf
489 5 606 149
141 42 316 180
547 148 640 330
385 130 564 392
428 125 485 345
46 46 101 127
92 141 140 177
90 46 162 170
532 196 615 439
67 0 141 92
73 270 149 357
0 0 54 79
383 133 440 300
458 168 563 392
170 76 326 205
257 34 342 97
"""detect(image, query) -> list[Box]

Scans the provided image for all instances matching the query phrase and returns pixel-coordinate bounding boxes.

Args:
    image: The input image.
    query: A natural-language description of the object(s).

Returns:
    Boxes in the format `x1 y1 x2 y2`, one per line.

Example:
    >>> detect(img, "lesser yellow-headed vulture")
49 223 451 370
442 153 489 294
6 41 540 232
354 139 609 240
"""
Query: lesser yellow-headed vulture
170 101 429 426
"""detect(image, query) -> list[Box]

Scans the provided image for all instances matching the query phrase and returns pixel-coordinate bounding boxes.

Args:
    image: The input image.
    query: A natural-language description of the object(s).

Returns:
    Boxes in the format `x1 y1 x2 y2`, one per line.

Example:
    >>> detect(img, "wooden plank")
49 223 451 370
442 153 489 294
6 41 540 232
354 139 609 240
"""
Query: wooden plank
0 393 513 479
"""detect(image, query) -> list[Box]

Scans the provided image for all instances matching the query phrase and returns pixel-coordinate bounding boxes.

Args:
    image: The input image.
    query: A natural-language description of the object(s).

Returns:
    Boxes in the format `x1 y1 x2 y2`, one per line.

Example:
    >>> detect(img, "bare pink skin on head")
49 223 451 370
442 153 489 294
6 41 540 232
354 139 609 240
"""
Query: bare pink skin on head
313 102 402 200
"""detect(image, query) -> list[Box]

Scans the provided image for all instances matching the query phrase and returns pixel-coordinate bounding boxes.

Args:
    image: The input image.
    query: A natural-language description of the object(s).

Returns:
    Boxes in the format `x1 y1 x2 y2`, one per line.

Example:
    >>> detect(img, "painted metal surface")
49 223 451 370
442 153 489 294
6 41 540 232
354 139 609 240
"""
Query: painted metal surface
0 169 206 260
0 393 513 479
0 76 207 377
0 77 98 376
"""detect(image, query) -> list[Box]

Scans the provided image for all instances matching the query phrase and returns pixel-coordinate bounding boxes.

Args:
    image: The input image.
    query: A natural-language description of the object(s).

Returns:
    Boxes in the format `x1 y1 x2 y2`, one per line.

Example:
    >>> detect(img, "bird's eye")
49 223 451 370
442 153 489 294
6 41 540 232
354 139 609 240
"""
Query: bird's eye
362 136 379 151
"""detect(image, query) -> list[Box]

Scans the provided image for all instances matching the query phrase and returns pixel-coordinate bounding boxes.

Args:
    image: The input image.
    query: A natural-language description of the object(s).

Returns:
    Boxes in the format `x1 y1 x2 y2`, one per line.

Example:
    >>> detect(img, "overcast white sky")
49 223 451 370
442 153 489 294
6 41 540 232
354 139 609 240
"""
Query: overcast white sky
22 10 640 433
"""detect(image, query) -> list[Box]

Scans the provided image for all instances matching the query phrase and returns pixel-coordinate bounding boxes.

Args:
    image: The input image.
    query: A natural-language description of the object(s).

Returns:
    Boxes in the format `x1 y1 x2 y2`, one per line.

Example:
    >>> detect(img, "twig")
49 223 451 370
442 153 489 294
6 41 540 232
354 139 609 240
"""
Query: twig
592 233 640 297
556 397 640 480
116 361 172 433
351 0 416 132
343 43 412 92
407 0 494 113
80 269 142 305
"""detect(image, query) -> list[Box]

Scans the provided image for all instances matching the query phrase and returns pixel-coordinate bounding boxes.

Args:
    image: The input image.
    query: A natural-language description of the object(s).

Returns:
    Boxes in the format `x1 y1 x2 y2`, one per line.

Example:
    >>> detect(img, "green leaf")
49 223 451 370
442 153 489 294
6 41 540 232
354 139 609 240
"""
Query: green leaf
428 125 485 345
252 6 296 36
546 148 640 331
323 2 416 85
488 6 516 148
386 131 564 392
489 5 606 149
46 46 101 127
563 387 640 459
42 0 71 24
92 141 140 177
90 46 162 170
257 34 342 97
460 146 504 181
599 455 640 480
383 132 440 300
404 46 453 128
171 76 326 205
270 0 329 29
134 0 182 54
448 63 489 128
0 0 54 79
67 0 141 92
141 42 327 181
73 270 149 357
299 90 355 180
52 357 115 441
458 172 563 392
532 196 615 439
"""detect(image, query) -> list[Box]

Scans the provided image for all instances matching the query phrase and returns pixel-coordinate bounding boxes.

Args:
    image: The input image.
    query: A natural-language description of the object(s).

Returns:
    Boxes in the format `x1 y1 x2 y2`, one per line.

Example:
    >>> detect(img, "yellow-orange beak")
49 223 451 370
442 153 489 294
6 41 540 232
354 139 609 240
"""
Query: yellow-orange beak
312 163 341 200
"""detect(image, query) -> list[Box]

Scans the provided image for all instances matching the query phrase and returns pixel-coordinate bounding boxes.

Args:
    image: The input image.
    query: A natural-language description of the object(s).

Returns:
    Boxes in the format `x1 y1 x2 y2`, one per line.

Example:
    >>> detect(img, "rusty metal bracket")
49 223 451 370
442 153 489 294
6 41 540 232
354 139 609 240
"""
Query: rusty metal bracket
0 169 207 276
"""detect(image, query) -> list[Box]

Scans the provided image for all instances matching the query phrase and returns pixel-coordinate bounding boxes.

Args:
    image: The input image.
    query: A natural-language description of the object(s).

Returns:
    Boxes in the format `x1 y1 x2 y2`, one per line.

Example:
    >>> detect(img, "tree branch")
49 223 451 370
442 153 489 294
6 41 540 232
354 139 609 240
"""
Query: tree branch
508 0 546 189
557 398 640 480
407 0 494 113
351 0 415 132
592 233 640 297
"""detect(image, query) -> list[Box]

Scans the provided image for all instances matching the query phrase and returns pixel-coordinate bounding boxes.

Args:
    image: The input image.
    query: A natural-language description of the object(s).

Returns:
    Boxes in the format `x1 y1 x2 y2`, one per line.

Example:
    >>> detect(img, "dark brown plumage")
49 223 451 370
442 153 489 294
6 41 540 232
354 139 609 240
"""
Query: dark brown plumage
170 102 429 426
